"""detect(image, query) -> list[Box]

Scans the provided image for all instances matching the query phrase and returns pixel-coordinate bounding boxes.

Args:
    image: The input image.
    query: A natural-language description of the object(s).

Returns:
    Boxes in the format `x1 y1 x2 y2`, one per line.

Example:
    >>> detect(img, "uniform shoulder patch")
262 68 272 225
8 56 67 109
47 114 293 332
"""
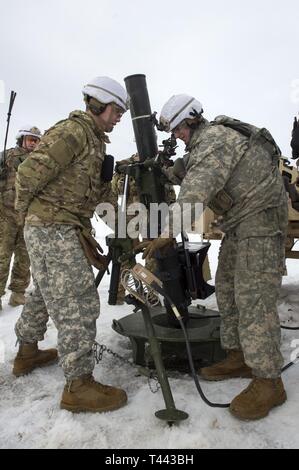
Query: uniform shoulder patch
64 133 82 155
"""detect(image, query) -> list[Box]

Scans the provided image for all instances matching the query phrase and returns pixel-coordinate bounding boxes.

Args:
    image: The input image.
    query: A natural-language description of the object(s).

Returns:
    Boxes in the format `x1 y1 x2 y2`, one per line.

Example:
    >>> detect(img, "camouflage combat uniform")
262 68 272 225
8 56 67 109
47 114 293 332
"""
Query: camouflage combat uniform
0 147 31 297
176 119 288 378
15 110 113 380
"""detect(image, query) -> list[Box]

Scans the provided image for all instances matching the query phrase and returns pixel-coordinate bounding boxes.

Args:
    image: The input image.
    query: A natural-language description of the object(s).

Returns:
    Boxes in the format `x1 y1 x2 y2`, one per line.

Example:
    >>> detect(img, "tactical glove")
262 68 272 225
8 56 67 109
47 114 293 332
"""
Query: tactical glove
133 240 151 255
115 158 132 174
163 157 187 185
142 237 174 259
115 154 139 174
172 157 187 180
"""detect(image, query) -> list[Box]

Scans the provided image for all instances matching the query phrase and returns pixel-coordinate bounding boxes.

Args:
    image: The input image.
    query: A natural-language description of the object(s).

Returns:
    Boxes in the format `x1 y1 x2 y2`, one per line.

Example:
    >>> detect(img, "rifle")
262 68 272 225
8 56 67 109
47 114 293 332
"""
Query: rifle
0 91 17 179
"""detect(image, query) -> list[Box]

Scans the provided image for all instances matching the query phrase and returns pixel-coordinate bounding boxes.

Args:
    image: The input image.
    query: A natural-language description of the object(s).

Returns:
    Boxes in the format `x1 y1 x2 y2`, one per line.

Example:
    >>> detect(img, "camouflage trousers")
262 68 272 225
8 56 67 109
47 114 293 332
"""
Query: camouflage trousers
215 232 285 378
15 224 100 380
0 214 30 296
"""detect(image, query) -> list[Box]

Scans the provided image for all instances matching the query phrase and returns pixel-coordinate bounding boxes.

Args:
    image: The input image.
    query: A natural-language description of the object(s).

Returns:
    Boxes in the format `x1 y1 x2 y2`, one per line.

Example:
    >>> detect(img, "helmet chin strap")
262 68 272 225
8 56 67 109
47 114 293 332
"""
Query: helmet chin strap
22 136 30 151
85 96 106 116
187 108 204 131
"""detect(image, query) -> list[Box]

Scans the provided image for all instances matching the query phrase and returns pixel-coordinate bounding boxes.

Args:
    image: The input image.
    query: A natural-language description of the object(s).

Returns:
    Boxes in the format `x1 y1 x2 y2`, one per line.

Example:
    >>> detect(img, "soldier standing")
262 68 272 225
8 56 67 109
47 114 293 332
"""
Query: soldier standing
0 126 41 310
13 77 128 413
143 94 288 420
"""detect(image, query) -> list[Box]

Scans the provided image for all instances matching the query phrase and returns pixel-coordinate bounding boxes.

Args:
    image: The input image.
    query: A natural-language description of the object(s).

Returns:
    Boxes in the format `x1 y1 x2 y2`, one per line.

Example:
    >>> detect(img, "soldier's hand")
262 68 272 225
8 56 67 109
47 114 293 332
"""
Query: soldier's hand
115 155 139 174
142 237 174 259
172 157 186 180
134 240 151 255
115 159 131 174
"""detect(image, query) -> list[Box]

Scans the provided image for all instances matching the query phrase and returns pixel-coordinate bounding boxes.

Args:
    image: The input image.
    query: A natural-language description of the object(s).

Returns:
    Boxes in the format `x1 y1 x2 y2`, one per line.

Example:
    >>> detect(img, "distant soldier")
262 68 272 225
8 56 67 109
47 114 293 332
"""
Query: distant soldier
144 94 288 421
13 76 128 414
0 125 41 310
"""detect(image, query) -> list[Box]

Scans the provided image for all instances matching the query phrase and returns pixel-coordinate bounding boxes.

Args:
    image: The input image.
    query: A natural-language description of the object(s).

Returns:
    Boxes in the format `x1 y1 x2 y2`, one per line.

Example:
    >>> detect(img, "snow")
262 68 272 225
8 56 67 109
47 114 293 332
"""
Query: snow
0 222 299 449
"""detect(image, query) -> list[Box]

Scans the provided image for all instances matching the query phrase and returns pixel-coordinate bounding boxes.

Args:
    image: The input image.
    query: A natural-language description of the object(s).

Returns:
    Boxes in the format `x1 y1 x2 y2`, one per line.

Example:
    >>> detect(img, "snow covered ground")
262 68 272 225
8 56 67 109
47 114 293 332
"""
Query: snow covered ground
0 224 299 449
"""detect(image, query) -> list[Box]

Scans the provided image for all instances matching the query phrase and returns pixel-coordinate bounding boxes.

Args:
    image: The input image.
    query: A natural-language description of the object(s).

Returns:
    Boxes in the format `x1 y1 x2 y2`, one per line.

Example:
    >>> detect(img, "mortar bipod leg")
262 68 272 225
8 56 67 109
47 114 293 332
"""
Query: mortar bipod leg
140 304 189 424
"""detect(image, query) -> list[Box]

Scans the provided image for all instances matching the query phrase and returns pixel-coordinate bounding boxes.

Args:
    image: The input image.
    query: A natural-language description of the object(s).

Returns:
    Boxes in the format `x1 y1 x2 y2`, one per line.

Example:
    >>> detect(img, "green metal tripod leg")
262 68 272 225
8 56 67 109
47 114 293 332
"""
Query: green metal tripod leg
140 304 189 424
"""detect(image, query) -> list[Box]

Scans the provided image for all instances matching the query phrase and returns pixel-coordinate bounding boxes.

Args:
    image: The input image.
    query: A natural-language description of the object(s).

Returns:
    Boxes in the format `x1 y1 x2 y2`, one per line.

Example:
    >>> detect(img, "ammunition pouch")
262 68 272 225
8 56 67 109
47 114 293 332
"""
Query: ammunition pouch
101 154 114 182
208 189 233 216
76 228 108 270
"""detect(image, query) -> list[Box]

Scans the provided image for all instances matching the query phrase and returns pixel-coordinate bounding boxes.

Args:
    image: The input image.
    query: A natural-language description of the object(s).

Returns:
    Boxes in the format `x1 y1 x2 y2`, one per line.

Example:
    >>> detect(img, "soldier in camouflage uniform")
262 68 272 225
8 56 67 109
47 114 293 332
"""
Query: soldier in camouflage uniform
143 94 288 420
13 77 128 413
0 126 41 310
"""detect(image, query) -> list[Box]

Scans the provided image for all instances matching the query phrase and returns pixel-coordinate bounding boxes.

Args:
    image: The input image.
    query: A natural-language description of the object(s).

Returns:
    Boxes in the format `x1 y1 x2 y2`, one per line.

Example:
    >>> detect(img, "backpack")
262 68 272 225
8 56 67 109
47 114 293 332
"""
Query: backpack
211 115 281 165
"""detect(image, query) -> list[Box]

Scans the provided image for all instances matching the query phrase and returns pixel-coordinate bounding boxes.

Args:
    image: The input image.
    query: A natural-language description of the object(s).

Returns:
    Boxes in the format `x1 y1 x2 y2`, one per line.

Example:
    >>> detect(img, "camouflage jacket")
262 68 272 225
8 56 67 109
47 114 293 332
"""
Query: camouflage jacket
0 146 29 220
176 119 288 237
15 110 115 228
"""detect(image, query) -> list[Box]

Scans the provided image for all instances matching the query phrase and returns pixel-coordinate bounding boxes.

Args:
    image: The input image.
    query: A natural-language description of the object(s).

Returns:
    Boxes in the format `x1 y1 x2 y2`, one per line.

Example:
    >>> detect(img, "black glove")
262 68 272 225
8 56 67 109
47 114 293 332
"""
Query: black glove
291 117 299 159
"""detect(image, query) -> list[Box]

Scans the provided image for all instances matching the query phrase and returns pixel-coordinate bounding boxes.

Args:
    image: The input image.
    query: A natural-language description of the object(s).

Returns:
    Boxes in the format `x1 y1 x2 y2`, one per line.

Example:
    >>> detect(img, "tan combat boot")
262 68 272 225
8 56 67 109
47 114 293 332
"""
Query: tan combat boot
200 350 252 381
9 292 26 307
60 374 127 413
230 377 287 420
13 342 58 377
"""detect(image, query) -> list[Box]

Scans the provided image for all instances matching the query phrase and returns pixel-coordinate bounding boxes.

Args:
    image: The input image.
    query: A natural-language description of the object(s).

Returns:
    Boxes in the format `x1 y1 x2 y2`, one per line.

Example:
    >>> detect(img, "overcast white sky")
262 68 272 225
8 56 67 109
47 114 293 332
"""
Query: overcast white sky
0 0 298 159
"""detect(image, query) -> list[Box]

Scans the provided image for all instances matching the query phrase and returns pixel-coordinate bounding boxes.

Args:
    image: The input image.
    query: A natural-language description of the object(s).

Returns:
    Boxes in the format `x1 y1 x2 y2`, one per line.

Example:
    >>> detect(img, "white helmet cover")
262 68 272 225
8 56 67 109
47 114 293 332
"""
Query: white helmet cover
16 125 42 140
82 76 129 112
159 94 203 132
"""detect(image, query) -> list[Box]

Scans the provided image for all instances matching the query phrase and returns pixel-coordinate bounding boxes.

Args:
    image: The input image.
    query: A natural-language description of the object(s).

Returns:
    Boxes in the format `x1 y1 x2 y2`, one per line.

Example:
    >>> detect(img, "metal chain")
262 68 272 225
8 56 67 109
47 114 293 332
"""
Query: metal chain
147 376 160 394
93 341 161 393
145 348 161 394
93 342 134 368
